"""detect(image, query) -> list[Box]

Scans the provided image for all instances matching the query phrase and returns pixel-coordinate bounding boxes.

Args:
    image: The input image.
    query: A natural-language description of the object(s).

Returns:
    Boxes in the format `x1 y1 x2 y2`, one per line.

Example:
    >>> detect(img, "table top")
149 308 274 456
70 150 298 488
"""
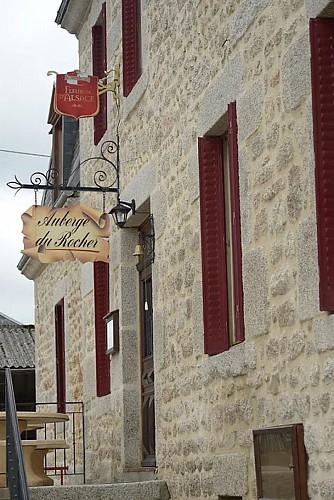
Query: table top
0 411 69 424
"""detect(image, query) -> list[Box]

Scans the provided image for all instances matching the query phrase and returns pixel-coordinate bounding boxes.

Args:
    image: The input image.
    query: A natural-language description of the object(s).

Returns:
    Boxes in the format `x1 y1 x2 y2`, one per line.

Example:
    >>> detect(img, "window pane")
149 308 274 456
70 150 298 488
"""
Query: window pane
258 431 295 499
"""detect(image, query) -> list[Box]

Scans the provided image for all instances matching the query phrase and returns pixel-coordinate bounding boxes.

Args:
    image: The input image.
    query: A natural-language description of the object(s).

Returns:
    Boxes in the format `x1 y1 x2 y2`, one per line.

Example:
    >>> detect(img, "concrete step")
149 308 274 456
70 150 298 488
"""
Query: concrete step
0 488 9 500
29 480 170 500
122 466 156 483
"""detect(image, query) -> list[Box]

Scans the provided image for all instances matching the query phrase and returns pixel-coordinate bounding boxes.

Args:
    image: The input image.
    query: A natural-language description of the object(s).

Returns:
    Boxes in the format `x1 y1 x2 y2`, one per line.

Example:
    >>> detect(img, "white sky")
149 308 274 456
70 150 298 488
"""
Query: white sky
0 1 78 324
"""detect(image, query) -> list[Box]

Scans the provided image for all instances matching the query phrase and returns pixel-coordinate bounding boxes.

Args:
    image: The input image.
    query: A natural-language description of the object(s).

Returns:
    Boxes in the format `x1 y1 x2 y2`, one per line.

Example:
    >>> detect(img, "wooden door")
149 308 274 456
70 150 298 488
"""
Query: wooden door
140 270 155 465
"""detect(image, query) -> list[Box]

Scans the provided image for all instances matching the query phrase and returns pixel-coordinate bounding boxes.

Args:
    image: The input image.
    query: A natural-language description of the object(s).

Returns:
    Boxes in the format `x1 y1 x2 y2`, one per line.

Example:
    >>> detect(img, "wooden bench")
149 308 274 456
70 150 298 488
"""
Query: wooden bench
0 439 69 487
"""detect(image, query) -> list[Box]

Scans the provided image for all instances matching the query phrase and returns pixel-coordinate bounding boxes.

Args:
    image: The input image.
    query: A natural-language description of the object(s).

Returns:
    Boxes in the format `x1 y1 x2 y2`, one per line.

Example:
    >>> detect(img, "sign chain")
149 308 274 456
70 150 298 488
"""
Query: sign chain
102 191 106 214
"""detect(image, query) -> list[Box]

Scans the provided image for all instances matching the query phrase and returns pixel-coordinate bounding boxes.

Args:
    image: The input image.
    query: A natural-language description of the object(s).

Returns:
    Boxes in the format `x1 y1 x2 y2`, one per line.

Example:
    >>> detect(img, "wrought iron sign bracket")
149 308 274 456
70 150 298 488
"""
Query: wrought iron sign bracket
8 64 122 197
98 65 120 100
7 140 121 196
7 65 137 227
6 181 118 194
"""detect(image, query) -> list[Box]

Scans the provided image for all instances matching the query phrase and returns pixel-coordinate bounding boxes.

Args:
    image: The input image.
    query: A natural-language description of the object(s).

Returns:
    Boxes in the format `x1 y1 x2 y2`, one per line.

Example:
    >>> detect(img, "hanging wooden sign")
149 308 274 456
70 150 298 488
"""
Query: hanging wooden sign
54 71 100 119
21 205 110 263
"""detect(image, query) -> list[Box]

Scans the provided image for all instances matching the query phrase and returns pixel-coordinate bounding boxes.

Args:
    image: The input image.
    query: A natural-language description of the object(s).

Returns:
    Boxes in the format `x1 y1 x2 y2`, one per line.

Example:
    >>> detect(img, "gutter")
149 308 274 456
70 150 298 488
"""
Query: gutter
17 255 29 273
55 0 71 25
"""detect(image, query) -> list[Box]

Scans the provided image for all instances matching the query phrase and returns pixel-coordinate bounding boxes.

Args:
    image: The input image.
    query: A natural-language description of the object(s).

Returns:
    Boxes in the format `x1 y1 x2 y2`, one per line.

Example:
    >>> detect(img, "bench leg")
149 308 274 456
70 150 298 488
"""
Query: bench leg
0 443 6 487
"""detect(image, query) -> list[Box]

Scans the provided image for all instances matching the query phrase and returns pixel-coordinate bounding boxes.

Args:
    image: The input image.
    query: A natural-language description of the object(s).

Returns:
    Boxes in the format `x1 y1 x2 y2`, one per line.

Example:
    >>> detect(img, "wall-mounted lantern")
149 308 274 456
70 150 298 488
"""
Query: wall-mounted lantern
109 198 136 228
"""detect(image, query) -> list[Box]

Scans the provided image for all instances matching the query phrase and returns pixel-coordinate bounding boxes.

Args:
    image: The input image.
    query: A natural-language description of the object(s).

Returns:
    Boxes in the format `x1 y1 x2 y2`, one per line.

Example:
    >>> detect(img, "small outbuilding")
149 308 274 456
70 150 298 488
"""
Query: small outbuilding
0 312 35 411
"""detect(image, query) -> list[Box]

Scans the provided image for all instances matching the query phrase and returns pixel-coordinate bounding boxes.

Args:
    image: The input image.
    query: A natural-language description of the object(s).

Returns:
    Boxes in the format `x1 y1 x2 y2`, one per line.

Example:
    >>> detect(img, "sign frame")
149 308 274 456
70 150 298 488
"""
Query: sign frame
54 70 100 119
104 310 119 354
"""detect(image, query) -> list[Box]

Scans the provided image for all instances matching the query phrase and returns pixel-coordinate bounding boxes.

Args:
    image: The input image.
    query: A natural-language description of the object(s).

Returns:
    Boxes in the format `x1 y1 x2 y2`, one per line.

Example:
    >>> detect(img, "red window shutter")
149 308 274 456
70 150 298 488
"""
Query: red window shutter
122 0 139 97
310 18 334 311
228 101 245 342
92 2 107 145
94 261 110 397
198 137 229 354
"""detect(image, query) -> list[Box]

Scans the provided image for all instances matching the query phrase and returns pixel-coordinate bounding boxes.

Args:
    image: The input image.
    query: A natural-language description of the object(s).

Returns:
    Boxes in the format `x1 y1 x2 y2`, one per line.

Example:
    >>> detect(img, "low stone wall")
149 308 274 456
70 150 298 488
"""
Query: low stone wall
29 481 170 500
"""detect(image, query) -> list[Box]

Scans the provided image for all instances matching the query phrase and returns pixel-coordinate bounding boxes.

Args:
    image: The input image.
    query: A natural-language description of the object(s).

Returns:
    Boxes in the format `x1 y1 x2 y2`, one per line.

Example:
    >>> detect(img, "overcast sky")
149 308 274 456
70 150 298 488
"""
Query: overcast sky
0 1 78 324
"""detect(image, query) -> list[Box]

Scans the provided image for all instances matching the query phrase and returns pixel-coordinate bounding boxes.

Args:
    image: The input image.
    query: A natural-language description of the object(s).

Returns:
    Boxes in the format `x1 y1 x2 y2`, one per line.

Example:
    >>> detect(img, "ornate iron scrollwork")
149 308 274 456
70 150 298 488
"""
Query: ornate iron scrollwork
7 65 139 228
7 140 120 195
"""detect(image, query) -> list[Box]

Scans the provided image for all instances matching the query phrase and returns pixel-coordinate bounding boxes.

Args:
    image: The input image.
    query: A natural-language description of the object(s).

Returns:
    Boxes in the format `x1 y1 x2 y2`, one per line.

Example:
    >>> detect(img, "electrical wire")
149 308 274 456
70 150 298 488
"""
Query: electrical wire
0 149 49 158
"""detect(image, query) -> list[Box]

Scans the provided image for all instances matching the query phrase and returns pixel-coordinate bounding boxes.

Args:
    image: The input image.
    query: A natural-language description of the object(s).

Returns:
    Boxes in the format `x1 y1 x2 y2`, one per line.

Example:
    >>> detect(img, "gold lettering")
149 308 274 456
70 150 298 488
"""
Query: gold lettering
59 95 95 102
65 86 92 95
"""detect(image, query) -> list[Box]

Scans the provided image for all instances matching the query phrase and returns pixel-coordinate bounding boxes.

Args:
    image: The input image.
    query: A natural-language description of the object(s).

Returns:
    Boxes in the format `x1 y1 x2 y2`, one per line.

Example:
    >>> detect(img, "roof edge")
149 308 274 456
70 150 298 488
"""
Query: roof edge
55 0 71 25
55 0 92 36
0 312 23 326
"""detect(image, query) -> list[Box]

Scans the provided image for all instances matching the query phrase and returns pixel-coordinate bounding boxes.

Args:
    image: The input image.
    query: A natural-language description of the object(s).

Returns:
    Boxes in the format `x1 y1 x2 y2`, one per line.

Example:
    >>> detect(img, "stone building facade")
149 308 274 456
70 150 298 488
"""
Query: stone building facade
20 0 334 498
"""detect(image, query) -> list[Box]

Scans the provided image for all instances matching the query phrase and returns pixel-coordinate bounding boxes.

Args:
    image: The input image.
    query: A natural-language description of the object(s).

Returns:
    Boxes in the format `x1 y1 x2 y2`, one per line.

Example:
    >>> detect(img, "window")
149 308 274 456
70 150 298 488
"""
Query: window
122 0 141 96
55 299 66 413
105 309 119 354
93 261 110 397
310 17 334 311
198 101 244 355
92 2 107 145
46 91 79 208
253 425 308 499
47 100 63 205
52 117 62 203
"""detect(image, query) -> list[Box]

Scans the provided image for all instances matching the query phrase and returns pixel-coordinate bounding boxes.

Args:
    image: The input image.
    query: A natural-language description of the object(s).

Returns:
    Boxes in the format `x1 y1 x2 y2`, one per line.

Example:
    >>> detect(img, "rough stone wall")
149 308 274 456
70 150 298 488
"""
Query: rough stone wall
31 0 334 497
35 260 83 405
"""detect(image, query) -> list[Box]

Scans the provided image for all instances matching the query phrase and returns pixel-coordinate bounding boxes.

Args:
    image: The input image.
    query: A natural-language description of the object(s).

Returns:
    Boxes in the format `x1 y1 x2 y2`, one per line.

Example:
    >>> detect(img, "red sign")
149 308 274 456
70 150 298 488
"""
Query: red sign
54 71 100 119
